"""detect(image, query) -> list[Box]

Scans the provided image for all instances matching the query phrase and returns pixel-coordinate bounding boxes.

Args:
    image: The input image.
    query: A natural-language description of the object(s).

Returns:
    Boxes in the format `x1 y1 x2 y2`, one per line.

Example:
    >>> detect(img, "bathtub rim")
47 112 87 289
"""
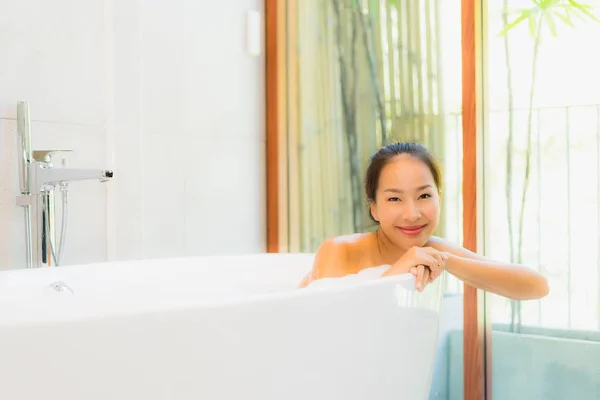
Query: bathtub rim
0 271 446 329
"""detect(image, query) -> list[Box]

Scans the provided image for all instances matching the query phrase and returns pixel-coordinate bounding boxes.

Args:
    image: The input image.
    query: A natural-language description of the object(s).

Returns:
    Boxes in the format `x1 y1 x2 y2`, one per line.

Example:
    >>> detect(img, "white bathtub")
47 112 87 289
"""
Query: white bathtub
0 253 445 400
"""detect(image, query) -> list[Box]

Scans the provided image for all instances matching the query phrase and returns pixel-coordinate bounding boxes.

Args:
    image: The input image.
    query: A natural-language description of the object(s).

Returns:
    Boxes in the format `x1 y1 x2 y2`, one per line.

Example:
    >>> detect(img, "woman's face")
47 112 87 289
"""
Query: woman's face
370 155 441 250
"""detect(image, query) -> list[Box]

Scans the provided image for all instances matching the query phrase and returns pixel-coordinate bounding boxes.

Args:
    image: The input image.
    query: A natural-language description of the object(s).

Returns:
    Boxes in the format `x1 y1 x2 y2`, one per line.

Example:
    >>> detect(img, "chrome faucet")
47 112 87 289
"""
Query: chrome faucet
15 101 114 268
28 161 114 194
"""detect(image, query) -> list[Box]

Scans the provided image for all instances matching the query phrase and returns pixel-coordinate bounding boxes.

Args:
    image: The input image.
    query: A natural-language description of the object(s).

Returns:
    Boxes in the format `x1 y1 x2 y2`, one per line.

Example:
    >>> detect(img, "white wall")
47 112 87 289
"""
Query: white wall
0 0 266 270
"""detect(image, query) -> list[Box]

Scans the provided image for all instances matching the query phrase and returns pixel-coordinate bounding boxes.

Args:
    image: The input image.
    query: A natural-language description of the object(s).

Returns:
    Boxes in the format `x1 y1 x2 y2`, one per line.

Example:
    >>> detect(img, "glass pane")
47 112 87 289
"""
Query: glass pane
284 1 464 398
484 0 600 398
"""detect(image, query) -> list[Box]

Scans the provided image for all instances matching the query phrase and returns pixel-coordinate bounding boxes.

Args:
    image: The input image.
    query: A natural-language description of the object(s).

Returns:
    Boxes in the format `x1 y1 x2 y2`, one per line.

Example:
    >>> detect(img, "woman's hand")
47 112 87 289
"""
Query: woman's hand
410 264 431 291
381 246 449 291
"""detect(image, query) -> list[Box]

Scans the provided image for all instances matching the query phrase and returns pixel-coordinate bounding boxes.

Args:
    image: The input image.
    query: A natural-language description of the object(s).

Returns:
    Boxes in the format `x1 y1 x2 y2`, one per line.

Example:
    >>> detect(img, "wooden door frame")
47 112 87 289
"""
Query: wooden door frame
264 0 491 398
265 0 280 253
461 0 491 398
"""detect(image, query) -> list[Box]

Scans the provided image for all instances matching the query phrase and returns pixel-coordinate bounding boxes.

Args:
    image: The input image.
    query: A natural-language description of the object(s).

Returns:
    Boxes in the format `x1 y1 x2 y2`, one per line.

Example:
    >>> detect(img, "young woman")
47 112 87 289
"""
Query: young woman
299 142 549 300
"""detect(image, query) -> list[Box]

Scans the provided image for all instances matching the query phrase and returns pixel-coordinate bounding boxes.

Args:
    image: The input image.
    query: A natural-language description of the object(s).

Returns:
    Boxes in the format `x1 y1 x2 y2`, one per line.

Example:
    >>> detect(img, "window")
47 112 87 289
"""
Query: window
483 0 600 397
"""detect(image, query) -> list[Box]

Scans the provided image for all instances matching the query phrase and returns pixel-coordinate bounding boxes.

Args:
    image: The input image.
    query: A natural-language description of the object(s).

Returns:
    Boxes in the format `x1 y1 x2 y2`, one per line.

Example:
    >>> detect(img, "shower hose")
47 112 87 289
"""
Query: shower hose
43 184 68 267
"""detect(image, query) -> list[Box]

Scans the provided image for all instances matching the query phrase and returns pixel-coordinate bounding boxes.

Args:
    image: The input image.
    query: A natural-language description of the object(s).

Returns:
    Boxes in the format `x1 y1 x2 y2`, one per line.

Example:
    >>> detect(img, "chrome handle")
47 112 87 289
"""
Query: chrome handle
49 281 74 294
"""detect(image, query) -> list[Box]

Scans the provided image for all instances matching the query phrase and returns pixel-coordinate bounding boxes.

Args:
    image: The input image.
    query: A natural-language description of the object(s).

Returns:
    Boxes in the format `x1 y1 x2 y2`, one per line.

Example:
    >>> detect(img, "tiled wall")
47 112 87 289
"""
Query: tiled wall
0 0 266 270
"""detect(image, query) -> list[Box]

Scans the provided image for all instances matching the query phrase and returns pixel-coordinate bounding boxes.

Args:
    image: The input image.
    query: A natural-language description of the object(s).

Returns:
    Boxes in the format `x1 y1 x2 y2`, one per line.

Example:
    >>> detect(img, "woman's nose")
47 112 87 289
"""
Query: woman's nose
402 202 420 222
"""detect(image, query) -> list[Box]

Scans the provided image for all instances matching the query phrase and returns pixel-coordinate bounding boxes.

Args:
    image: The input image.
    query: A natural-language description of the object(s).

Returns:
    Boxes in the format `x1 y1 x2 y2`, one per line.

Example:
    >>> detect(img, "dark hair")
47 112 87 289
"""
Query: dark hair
365 142 442 220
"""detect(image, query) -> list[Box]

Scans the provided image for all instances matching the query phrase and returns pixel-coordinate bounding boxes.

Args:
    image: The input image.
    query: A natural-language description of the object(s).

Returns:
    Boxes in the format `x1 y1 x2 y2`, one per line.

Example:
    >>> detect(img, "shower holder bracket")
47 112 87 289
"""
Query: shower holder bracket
16 195 33 207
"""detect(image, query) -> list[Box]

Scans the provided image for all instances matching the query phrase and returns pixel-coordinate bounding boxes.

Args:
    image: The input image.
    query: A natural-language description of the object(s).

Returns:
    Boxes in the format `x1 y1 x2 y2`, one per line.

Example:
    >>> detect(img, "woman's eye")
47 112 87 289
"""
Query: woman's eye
419 193 432 199
388 197 400 202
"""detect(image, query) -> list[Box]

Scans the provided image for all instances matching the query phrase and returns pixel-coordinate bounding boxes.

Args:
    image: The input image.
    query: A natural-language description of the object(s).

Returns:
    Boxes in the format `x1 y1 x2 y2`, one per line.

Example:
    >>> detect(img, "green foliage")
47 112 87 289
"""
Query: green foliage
499 0 599 38
498 0 598 331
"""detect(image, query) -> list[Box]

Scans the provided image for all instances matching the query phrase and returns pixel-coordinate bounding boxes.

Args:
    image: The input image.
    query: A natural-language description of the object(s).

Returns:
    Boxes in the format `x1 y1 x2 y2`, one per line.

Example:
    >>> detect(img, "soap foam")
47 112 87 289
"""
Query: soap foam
305 265 392 289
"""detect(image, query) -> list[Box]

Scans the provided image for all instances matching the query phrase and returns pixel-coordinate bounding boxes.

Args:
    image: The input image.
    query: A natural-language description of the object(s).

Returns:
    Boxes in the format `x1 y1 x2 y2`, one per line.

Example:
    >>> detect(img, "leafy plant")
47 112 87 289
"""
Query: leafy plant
331 0 389 231
499 0 599 332
331 0 363 232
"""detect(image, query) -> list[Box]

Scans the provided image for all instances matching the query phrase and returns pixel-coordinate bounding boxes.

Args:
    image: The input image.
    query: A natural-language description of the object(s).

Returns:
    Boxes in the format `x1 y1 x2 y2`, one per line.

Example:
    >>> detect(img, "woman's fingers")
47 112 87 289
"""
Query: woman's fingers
415 265 424 290
422 267 430 290
415 264 431 291
422 255 441 278
423 248 447 280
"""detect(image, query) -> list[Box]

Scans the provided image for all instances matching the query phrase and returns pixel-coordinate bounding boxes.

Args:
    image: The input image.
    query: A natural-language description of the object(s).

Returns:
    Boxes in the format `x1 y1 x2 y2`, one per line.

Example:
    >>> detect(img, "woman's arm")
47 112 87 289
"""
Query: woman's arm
298 238 349 288
429 237 549 300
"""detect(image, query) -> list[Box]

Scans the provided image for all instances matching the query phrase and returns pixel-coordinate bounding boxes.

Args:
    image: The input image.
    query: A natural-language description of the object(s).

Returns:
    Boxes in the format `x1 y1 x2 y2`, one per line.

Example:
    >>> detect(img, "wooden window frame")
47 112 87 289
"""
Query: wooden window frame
265 0 491 398
462 0 491 398
265 0 280 253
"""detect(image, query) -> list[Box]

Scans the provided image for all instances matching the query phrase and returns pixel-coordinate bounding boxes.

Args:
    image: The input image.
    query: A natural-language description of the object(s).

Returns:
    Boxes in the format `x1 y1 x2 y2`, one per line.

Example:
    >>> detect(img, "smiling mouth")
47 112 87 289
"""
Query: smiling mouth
396 224 427 236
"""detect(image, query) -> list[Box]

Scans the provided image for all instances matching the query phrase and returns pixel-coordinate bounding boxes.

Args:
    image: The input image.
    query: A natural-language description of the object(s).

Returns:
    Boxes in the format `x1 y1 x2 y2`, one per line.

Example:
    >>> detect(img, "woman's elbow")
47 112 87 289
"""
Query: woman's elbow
537 275 550 298
512 273 550 300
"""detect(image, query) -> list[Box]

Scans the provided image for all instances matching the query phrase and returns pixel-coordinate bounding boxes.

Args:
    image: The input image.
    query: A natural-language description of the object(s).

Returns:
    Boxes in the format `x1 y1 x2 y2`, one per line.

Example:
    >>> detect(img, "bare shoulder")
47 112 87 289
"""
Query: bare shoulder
298 233 371 287
314 233 370 273
426 236 487 260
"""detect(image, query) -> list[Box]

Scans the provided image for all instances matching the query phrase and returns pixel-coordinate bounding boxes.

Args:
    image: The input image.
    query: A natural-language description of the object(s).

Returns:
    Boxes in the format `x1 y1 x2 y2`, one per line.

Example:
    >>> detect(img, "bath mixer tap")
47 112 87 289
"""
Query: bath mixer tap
28 161 114 194
15 101 114 268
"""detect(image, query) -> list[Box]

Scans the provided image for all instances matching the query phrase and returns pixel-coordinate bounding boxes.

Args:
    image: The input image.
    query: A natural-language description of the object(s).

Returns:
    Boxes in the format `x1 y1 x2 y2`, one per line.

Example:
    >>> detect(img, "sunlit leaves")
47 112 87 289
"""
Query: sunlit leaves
499 0 598 39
